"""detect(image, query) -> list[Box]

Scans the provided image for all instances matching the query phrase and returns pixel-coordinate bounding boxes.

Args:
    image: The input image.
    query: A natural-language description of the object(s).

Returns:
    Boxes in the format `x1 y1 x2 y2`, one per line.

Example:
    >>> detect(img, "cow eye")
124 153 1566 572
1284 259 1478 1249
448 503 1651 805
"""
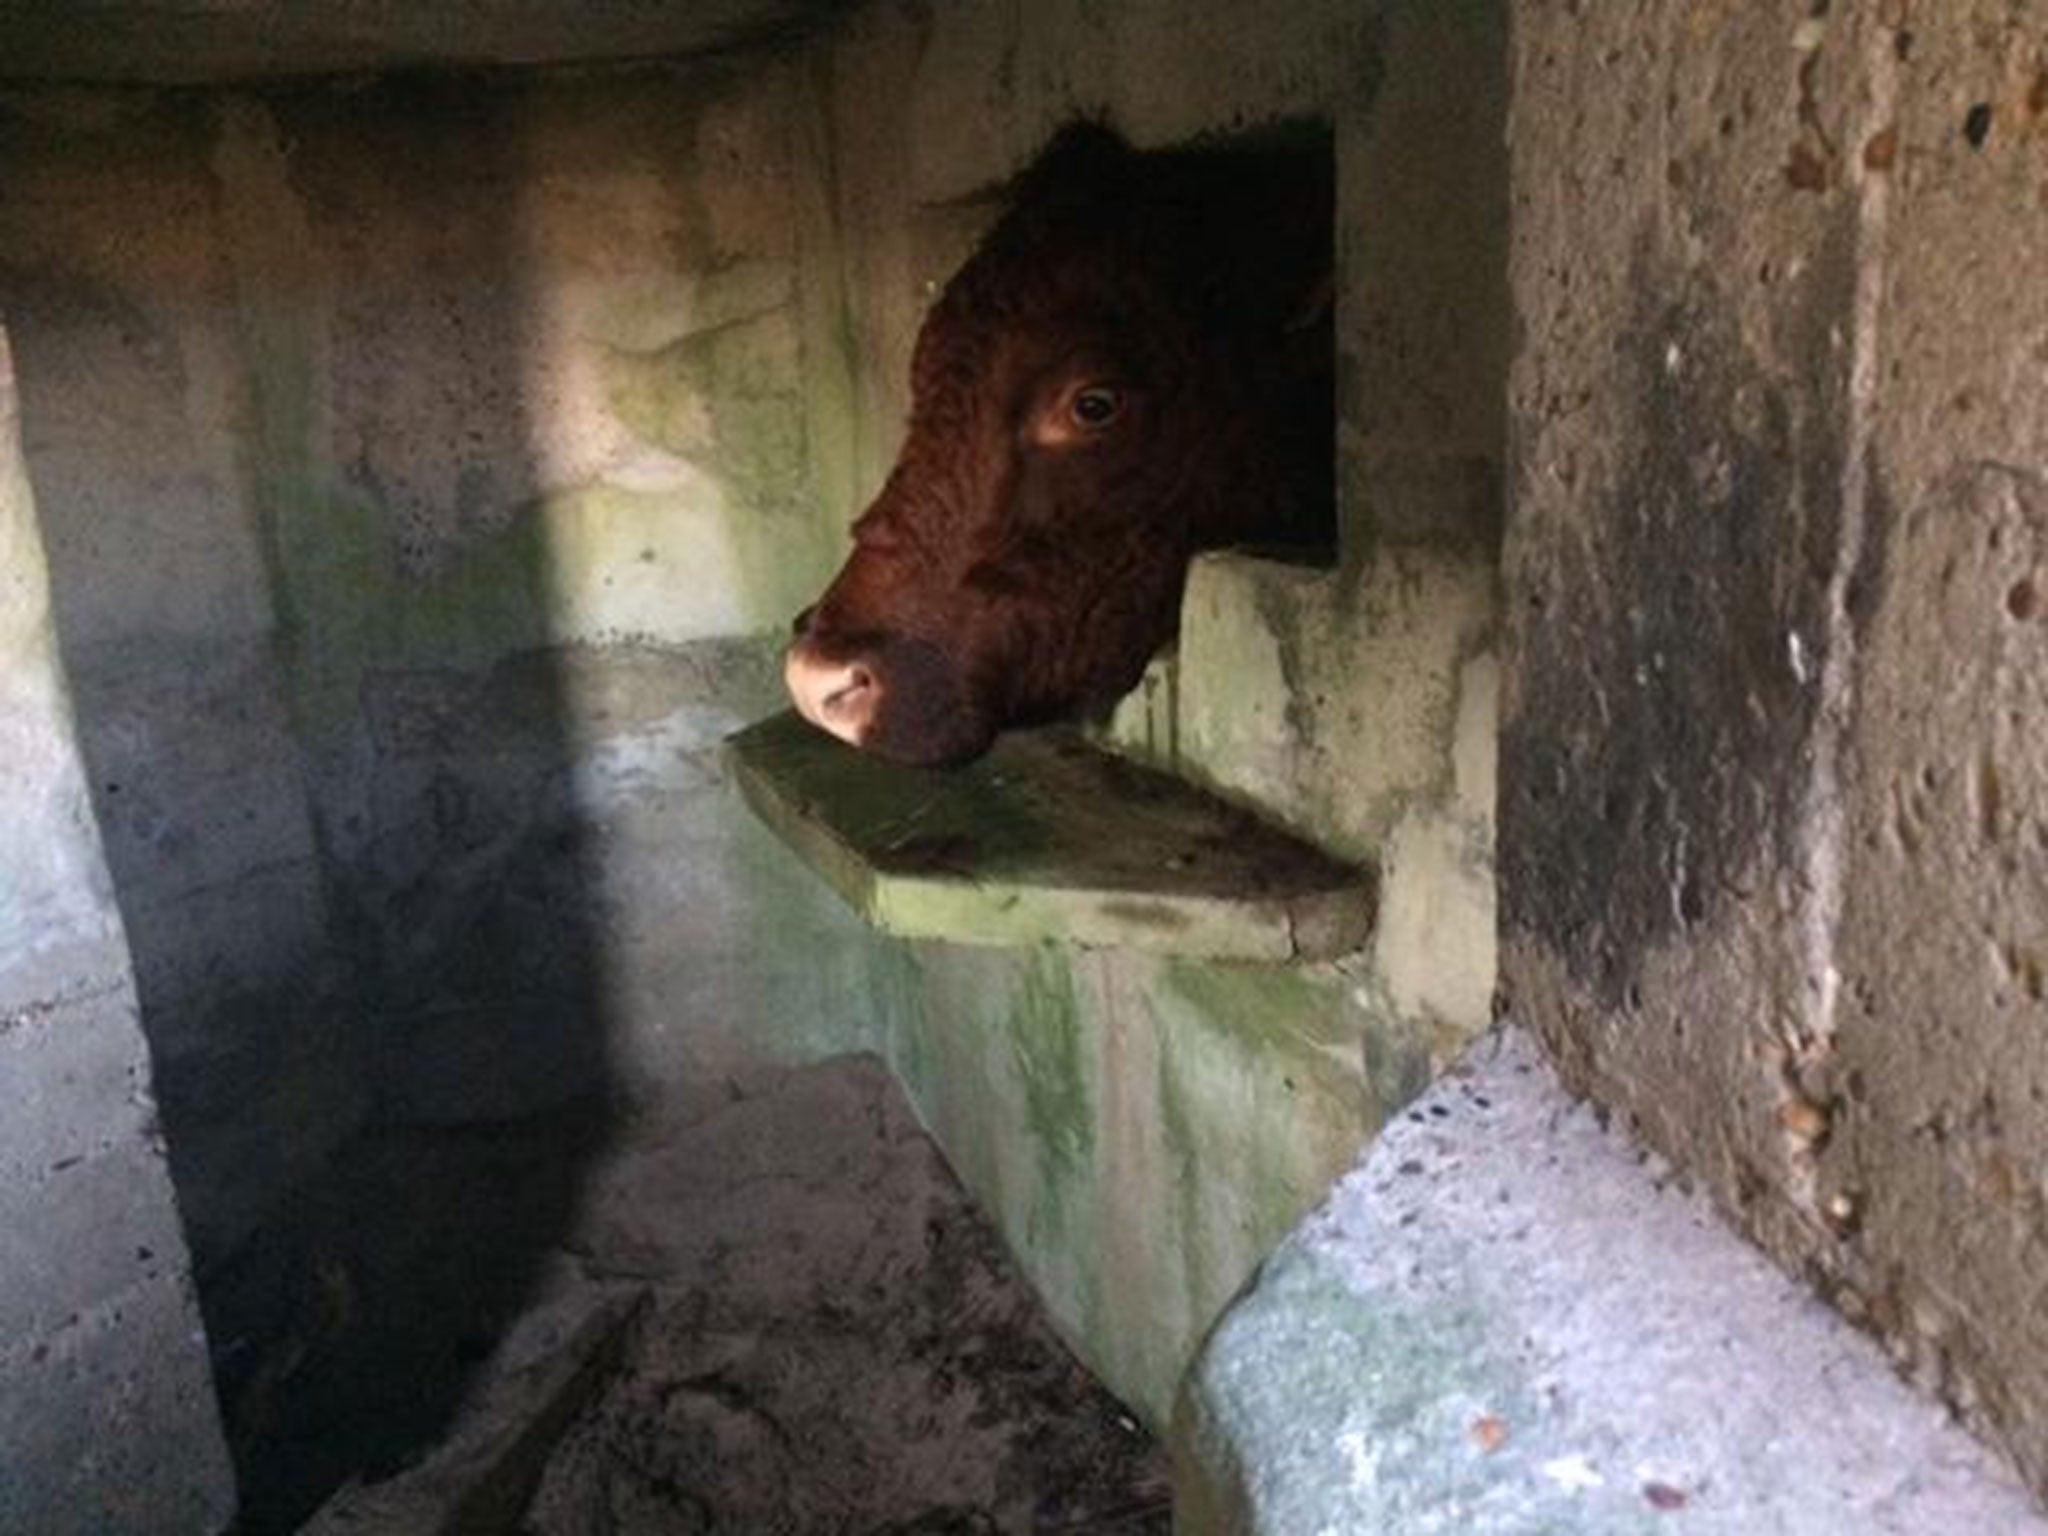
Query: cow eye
1070 385 1124 429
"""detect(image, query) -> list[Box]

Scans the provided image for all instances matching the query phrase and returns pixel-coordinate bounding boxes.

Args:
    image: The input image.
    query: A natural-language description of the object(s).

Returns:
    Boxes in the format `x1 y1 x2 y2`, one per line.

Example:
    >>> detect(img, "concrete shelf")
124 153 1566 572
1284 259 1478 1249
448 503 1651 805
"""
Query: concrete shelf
727 711 1375 962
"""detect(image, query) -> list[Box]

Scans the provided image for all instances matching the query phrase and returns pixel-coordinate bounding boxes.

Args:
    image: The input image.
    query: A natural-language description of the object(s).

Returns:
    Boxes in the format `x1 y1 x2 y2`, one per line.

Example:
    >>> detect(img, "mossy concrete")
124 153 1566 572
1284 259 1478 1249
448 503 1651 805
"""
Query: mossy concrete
8 0 2044 1526
203 74 844 737
886 940 1429 1429
1115 547 1499 1042
728 710 1375 960
0 56 868 1242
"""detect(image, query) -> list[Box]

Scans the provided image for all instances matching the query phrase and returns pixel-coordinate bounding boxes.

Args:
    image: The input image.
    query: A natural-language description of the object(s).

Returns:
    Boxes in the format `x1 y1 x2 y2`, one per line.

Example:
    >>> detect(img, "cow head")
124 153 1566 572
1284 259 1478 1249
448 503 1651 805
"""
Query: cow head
786 122 1331 765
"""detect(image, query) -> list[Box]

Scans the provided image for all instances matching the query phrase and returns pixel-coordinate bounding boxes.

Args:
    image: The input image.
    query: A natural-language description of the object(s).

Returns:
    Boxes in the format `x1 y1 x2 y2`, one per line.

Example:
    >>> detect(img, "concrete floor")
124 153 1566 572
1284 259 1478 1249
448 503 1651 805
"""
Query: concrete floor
302 1053 1168 1535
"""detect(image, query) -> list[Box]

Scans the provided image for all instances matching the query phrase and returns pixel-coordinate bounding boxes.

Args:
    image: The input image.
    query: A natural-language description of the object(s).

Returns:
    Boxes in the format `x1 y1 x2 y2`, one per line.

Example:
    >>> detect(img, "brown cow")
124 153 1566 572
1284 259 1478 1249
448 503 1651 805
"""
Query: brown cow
785 121 1332 765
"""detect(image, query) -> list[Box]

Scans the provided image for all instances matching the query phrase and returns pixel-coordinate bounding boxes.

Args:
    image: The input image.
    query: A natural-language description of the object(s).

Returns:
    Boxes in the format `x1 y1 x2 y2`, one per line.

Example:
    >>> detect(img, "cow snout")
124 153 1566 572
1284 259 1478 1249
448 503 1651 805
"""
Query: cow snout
785 640 879 748
784 629 993 765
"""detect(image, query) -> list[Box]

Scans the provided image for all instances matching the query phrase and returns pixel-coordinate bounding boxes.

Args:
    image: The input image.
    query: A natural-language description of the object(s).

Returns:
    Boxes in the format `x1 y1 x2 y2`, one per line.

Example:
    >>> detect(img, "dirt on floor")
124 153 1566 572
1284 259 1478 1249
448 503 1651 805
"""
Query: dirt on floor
525 1053 1168 1535
297 1052 1169 1535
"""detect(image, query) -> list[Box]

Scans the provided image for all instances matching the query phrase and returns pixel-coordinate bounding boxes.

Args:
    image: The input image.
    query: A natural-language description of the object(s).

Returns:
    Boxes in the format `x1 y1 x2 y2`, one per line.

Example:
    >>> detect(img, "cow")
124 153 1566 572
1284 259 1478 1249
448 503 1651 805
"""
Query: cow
784 120 1333 766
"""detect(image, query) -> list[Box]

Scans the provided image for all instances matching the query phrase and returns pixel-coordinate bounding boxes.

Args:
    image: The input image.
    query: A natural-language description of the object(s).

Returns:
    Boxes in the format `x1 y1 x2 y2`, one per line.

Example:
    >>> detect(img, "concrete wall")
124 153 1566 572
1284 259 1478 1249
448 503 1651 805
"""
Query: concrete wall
192 65 878 1106
0 60 880 1528
801 0 1507 1425
1502 1 2048 1499
0 323 234 1532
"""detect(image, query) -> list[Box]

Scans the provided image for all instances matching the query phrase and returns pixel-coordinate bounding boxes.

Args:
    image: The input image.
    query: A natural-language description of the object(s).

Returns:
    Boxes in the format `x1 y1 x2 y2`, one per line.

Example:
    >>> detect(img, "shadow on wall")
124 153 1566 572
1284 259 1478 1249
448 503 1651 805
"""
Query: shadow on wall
1 78 619 1530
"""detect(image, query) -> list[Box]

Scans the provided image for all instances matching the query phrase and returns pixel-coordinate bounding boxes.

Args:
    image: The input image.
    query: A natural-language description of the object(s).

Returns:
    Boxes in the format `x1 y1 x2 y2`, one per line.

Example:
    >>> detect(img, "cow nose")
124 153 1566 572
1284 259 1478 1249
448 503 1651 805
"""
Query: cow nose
784 644 878 747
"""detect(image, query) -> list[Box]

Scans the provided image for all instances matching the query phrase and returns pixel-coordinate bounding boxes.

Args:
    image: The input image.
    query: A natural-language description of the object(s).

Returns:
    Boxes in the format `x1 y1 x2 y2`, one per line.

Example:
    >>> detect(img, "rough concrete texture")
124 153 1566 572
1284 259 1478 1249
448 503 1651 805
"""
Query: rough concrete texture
1124 545 1499 1040
351 641 882 1118
1502 1 2048 1495
0 58 870 1128
0 83 367 1276
0 324 234 1533
1177 1027 2048 1535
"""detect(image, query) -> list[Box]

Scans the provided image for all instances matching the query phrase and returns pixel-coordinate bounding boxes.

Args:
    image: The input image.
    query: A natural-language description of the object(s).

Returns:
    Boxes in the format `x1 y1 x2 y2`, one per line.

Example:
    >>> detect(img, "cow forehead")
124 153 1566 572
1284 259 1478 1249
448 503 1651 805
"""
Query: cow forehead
910 291 1169 432
919 215 1170 359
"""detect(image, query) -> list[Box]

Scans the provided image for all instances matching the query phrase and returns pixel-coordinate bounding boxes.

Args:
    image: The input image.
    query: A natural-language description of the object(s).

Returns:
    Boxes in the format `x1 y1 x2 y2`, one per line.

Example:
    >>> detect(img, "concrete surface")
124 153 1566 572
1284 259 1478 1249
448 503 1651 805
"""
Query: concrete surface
9 0 2042 1527
1178 1026 2048 1535
874 940 1437 1427
1115 545 1499 1035
0 324 234 1533
1501 1 2048 1496
0 2 858 84
729 710 1375 961
0 58 870 1117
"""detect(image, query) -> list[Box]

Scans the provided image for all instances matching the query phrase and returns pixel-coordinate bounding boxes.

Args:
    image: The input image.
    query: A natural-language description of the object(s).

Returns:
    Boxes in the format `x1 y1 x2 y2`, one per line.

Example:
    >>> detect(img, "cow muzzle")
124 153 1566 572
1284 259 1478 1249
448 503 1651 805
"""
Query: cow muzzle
782 629 995 766
784 639 879 748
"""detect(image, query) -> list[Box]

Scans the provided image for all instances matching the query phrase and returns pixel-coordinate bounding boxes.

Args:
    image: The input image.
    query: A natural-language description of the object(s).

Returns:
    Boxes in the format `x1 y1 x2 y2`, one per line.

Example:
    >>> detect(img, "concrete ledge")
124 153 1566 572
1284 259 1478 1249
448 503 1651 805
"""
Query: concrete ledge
728 711 1375 961
1175 1025 2047 1534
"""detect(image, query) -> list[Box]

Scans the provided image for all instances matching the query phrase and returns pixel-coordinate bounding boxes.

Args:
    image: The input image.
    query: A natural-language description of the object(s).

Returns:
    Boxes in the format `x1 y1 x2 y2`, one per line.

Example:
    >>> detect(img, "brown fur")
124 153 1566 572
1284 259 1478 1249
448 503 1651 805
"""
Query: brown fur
790 122 1332 765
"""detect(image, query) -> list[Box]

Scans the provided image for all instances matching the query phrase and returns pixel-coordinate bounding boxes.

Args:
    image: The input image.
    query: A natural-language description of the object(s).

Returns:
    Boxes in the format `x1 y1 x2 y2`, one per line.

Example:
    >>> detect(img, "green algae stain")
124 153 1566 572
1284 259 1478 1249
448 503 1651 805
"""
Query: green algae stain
229 260 552 737
1156 1005 1320 1330
872 938 935 1109
1156 1028 1213 1322
602 309 836 633
1004 947 1093 1249
1152 955 1410 1321
1157 958 1360 1057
